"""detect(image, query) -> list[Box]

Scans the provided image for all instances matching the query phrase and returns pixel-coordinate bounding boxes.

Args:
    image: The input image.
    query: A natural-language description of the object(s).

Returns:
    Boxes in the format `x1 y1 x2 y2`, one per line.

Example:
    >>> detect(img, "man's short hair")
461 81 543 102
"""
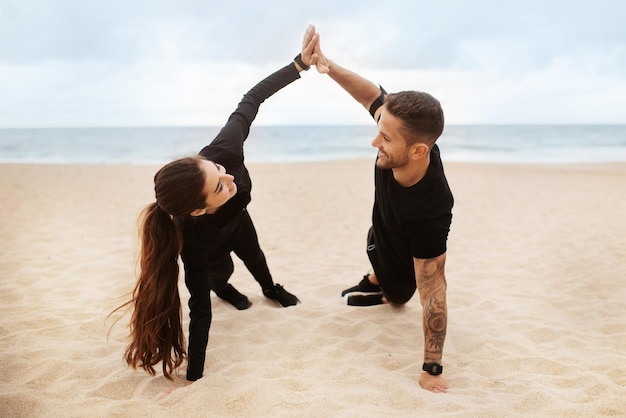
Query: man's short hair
384 91 444 148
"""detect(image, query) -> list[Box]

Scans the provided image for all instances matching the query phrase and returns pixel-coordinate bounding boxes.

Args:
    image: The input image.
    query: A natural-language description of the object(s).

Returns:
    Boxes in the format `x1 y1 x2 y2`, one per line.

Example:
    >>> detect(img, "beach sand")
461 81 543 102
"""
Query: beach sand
1 160 625 417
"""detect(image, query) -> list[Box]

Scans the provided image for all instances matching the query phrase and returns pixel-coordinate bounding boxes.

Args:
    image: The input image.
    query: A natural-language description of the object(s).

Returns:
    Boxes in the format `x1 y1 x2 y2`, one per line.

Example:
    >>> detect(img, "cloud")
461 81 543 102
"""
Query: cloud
0 0 625 127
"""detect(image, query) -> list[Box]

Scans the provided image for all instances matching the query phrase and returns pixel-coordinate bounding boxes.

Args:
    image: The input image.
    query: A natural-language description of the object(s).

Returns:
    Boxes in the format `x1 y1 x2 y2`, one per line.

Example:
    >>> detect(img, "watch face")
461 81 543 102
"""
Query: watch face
423 362 443 375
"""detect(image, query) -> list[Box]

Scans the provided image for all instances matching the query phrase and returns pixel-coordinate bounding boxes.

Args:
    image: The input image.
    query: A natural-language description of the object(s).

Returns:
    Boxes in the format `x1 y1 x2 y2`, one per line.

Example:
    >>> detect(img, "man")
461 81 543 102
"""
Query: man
310 27 454 393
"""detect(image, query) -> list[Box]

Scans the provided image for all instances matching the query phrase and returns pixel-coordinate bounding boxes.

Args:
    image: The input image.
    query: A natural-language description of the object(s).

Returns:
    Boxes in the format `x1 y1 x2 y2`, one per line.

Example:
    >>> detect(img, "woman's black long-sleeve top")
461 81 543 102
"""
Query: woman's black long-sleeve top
180 62 301 381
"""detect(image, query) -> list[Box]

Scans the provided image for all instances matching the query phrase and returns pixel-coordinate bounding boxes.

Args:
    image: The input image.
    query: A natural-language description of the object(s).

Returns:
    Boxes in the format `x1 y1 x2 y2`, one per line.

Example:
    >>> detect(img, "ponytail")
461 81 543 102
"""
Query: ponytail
111 156 206 380
123 202 186 380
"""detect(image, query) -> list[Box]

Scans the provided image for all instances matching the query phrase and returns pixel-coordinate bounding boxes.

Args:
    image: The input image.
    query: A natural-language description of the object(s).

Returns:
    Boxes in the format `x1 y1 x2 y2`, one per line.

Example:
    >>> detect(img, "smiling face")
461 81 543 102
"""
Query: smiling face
371 109 411 169
191 159 237 216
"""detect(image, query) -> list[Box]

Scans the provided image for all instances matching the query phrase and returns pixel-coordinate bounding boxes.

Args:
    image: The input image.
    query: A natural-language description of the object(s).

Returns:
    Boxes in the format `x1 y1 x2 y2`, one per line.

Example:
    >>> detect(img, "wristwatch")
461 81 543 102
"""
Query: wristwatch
422 362 443 376
294 53 310 71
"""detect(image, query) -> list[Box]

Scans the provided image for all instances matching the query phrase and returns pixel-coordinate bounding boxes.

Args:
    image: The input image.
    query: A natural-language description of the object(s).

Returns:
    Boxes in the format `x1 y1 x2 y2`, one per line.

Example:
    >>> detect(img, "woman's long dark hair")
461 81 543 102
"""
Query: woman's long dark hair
117 156 208 380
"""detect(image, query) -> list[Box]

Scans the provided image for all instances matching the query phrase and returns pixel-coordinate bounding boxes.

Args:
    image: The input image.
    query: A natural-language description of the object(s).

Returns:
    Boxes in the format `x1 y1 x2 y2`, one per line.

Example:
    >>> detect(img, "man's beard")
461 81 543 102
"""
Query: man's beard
376 149 409 169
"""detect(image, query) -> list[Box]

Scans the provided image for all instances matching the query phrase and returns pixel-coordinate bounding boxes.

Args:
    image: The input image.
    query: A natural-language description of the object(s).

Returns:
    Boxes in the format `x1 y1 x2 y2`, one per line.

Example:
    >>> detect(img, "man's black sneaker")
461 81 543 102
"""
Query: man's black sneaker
344 293 384 306
341 275 381 296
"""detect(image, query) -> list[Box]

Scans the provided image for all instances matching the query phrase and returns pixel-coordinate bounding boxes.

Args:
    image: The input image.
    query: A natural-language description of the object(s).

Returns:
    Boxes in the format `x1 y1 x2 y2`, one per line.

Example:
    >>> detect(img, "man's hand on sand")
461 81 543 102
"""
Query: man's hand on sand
419 373 449 393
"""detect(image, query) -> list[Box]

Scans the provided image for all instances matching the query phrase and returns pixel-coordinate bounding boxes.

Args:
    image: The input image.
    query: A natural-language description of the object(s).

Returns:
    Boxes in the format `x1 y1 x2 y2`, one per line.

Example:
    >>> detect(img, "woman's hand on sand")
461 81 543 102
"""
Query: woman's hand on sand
157 380 193 398
419 373 449 393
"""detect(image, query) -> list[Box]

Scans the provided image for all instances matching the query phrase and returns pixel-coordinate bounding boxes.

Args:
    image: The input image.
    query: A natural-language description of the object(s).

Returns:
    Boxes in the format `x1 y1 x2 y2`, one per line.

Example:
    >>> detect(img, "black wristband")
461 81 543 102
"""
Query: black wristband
422 362 443 376
294 53 310 71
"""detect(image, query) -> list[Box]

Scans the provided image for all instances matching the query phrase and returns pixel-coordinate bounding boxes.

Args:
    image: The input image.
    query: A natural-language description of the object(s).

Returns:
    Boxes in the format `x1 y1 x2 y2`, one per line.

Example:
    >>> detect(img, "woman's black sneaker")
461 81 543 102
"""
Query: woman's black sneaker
263 284 300 307
214 284 252 310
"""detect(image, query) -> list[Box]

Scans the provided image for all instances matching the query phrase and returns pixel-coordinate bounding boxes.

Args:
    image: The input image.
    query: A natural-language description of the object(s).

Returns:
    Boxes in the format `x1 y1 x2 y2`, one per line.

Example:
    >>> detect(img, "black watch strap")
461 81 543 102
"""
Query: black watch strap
422 362 443 376
294 53 310 71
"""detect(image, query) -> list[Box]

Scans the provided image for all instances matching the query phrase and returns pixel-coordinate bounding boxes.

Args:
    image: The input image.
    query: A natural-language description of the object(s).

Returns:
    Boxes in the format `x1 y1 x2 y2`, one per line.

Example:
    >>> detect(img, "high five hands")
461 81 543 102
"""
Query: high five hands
300 25 330 74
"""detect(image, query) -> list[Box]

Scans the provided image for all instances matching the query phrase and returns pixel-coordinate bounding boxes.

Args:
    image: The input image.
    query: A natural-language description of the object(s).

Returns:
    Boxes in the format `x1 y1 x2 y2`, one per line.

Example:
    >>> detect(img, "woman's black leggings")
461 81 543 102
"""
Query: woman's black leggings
206 210 274 292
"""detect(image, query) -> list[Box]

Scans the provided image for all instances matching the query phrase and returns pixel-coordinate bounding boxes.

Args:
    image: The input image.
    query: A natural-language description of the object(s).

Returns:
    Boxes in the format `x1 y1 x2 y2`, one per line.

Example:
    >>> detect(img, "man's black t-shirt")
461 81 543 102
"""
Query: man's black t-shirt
368 99 454 296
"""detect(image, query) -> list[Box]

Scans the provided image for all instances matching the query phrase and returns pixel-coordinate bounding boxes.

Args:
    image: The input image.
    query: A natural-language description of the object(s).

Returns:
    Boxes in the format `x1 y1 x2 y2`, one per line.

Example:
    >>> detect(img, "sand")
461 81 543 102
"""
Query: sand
1 160 625 417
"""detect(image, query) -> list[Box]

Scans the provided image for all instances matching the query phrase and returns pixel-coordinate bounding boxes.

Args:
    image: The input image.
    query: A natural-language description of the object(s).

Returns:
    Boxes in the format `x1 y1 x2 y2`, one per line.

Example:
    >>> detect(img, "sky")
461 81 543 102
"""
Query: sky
0 0 625 128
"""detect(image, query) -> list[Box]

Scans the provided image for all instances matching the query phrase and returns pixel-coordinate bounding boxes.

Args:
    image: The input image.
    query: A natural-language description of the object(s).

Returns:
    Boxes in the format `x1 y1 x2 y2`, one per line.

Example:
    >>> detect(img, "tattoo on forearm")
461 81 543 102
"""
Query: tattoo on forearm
416 256 448 362
417 257 446 290
424 300 447 358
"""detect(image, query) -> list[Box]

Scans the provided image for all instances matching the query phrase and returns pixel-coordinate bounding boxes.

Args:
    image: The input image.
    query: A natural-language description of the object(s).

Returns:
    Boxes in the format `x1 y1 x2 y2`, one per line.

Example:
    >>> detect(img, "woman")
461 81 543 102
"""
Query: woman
121 26 317 383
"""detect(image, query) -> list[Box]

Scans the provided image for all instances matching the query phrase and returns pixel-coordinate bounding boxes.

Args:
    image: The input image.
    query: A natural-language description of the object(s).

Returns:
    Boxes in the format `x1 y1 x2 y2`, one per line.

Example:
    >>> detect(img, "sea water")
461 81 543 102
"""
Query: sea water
0 125 625 164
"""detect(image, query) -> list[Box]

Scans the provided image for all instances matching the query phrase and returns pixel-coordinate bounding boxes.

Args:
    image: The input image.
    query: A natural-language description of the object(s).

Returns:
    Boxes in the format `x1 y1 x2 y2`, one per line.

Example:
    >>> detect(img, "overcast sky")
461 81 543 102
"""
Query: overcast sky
1 0 624 127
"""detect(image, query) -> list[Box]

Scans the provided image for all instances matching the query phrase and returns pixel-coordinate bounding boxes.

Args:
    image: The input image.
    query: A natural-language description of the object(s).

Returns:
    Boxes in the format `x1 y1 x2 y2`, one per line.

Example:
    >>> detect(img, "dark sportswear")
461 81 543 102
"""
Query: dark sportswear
179 62 301 381
366 95 454 304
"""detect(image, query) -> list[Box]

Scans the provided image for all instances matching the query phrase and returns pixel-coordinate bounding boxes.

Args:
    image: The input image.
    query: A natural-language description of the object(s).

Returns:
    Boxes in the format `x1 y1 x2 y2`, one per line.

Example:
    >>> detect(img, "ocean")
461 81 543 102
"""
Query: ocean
1 125 625 165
